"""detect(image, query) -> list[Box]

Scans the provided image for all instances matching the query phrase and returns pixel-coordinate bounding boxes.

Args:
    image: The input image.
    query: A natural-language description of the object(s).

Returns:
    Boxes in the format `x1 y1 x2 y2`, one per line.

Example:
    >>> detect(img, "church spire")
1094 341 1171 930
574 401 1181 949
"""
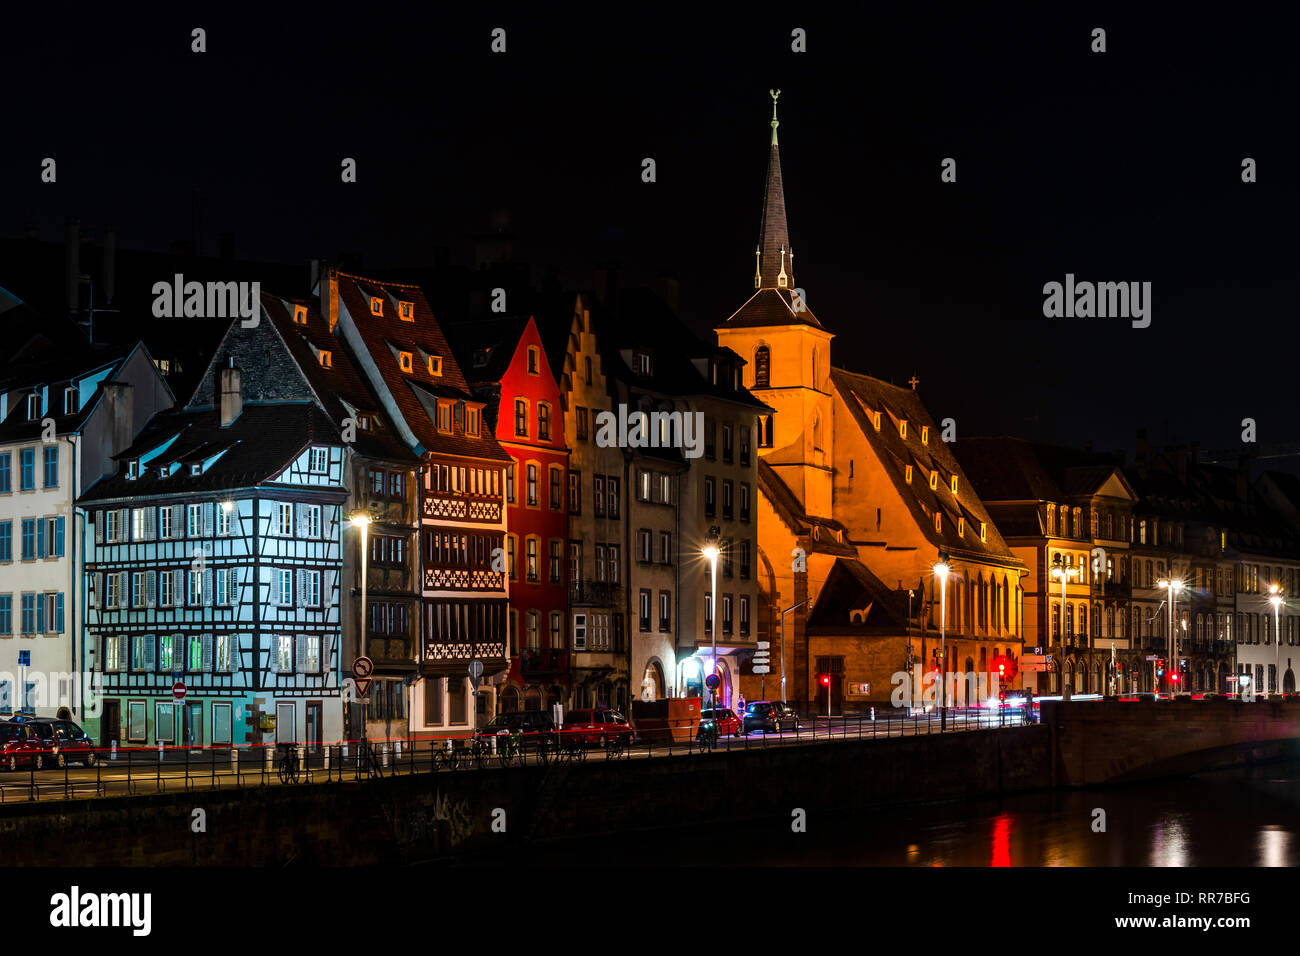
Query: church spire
755 89 793 291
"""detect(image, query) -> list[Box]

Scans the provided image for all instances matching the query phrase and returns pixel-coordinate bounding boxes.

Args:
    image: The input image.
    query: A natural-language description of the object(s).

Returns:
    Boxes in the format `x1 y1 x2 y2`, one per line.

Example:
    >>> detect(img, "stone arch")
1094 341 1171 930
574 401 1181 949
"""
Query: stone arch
642 657 667 701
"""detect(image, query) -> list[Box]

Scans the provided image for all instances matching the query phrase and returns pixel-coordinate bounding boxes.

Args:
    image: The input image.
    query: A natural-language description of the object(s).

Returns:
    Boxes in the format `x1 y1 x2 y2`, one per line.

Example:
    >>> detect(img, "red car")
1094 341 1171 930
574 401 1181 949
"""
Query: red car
701 707 743 737
561 709 634 747
0 722 47 771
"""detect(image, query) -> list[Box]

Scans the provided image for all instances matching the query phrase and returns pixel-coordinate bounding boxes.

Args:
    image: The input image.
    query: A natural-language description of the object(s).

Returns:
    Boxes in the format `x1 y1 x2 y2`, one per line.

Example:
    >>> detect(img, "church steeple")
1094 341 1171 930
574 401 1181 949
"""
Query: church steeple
756 89 793 291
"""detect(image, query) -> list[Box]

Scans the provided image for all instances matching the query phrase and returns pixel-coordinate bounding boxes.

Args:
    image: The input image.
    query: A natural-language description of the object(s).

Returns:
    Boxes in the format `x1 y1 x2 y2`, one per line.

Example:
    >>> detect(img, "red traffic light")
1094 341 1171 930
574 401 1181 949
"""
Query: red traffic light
820 674 831 686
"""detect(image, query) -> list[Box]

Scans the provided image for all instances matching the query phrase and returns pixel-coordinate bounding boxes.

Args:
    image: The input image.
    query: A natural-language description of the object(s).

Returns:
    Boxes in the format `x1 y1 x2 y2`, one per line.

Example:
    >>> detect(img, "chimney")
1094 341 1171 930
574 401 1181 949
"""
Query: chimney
1237 454 1250 503
321 266 339 333
103 225 116 304
219 231 235 260
64 217 80 311
1174 445 1187 482
102 382 134 457
658 273 679 314
218 357 243 427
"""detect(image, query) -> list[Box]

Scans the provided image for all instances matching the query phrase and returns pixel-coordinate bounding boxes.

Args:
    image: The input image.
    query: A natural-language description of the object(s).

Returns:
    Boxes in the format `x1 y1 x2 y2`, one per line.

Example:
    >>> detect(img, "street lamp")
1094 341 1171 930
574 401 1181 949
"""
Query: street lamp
780 601 805 705
1156 577 1184 696
350 513 371 742
1268 584 1283 697
702 536 720 714
1050 554 1079 699
933 559 949 730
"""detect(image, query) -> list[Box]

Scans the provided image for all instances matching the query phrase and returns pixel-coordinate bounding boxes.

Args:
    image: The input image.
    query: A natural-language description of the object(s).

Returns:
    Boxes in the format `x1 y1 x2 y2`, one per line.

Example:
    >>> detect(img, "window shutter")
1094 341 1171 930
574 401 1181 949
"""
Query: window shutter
118 572 129 608
201 634 213 672
228 635 240 673
89 573 99 609
266 567 279 608
296 570 307 608
36 596 45 634
95 635 105 672
324 506 335 542
270 636 281 674
94 513 103 544
145 507 156 540
202 502 214 537
55 516 65 556
146 571 157 608
36 518 45 558
203 568 213 606
174 505 185 538
321 633 332 675
324 570 335 609
295 635 307 674
56 593 64 633
296 505 308 540
143 634 156 672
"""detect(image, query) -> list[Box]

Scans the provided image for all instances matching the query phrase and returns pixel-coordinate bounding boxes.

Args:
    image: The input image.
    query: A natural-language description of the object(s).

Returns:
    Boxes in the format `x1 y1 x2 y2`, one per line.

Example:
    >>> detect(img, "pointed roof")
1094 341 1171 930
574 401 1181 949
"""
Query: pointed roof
756 89 794 292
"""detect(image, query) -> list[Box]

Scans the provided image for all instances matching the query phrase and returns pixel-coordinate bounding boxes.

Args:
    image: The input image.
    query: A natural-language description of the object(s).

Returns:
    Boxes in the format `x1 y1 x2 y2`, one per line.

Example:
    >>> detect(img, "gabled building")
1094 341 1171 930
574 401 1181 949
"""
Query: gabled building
445 313 571 714
714 94 1025 711
324 270 513 738
0 298 171 724
80 310 348 750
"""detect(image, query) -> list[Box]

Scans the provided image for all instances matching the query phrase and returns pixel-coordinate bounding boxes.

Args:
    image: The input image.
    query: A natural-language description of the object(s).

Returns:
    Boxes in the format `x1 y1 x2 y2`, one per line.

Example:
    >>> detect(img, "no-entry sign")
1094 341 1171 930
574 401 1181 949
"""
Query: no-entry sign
172 680 187 701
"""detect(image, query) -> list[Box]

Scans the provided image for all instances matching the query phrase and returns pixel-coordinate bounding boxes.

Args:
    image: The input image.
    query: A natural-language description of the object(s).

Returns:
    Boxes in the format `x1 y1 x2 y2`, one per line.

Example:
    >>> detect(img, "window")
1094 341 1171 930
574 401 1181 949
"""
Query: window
951 475 959 495
635 351 653 376
660 532 672 564
130 635 150 672
740 595 750 636
277 569 293 606
466 406 480 436
754 346 770 387
132 571 147 608
399 351 413 372
740 483 751 522
550 540 562 584
187 503 203 538
0 453 9 492
929 470 938 491
370 296 384 316
26 394 39 419
577 407 589 441
550 467 562 510
276 634 294 672
309 447 328 473
20 449 35 490
0 522 9 562
527 347 540 374
638 470 651 502
159 635 176 672
506 536 516 580
304 570 322 607
63 387 78 415
526 464 538 506
437 402 451 432
216 568 233 606
538 403 551 441
593 475 604 516
740 425 750 465
638 529 652 562
659 591 671 631
21 518 36 560
569 470 581 514
739 540 751 580
569 540 582 583
723 480 733 519
506 464 515 503
188 571 203 606
705 477 716 518
526 537 539 582
722 594 733 635
639 590 651 631
293 305 307 324
42 446 58 487
607 477 620 518
318 350 332 368
722 425 734 463
514 400 528 437
398 300 414 321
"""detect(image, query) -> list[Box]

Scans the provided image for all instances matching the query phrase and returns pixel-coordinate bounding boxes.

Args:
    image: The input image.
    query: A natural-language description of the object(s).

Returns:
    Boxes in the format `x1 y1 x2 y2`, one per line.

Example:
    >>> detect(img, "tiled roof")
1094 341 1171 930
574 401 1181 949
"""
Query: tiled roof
0 345 145 443
807 559 911 631
832 368 1020 566
722 287 823 330
334 272 512 463
757 459 855 554
79 403 342 503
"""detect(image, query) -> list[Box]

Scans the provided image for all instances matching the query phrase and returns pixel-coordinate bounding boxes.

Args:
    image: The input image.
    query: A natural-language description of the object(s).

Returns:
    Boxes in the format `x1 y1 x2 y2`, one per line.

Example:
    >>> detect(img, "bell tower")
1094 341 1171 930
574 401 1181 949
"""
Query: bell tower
716 90 834 518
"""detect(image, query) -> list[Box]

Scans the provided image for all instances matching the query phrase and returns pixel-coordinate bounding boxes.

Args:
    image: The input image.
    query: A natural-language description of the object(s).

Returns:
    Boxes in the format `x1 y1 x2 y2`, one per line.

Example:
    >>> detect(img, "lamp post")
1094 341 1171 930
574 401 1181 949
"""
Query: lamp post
1268 584 1283 697
933 559 949 730
702 536 720 714
780 601 804 705
1156 576 1184 696
1050 554 1079 699
350 513 371 742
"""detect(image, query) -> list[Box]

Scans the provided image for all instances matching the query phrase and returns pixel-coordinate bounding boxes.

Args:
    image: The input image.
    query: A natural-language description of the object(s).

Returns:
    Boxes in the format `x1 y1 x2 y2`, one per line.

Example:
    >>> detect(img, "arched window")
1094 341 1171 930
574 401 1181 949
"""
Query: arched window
811 347 819 384
754 346 770 388
499 686 520 713
584 355 593 385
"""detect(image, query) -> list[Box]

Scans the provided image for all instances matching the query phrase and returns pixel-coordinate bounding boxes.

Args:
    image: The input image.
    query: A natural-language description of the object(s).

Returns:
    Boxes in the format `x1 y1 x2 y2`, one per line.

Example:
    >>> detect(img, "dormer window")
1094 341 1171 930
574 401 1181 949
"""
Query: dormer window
26 394 39 420
951 475 959 495
190 463 201 476
358 415 371 431
398 301 414 322
126 460 139 480
980 522 988 543
467 407 481 437
905 465 913 484
872 411 881 431
436 401 452 433
929 470 939 491
399 352 413 373
63 387 78 415
935 513 942 533
293 305 307 325
527 347 540 375
899 420 908 440
921 426 929 445
370 296 384 316
319 350 333 368
428 355 442 376
958 517 965 537
635 350 653 377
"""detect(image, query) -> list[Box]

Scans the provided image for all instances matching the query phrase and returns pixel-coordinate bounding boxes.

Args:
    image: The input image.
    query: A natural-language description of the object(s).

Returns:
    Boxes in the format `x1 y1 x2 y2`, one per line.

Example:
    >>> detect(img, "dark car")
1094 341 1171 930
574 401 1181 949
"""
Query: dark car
30 719 98 768
742 700 801 734
700 707 742 737
0 722 45 771
478 711 558 750
562 709 634 746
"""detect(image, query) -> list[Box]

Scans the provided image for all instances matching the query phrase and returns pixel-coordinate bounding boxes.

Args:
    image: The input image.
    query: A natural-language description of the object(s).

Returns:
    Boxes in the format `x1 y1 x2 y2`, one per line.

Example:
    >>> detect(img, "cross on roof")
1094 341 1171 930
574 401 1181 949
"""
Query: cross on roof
908 376 920 390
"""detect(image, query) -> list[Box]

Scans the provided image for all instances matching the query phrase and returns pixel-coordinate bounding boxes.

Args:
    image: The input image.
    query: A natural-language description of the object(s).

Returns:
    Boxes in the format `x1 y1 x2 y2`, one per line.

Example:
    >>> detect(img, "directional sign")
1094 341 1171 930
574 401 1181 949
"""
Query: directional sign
18 650 30 667
351 656 374 680
752 666 771 674
756 641 770 650
1145 655 1160 661
468 659 484 689
172 680 187 701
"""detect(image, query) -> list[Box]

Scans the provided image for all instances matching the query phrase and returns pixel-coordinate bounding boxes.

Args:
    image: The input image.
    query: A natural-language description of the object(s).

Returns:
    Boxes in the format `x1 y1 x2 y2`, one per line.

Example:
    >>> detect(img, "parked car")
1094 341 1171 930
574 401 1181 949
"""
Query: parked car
561 709 634 746
30 719 98 768
0 722 46 771
742 700 801 734
700 707 742 737
477 711 558 750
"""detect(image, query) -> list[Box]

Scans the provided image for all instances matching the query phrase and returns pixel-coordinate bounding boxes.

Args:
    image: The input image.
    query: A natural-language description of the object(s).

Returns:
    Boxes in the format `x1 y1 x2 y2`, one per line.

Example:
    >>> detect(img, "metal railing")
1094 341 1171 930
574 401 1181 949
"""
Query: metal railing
0 703 1046 804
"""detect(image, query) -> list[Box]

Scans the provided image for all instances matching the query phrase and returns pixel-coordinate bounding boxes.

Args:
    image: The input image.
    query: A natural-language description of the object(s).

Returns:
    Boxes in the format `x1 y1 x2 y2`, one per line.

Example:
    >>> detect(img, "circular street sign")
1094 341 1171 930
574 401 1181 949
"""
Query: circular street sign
352 656 374 680
705 674 720 690
172 681 186 701
468 660 484 679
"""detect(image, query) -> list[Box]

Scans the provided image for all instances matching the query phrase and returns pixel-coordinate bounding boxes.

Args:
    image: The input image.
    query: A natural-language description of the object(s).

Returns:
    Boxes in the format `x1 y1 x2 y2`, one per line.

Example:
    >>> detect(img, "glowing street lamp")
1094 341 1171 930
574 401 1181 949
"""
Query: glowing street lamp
933 558 949 729
1269 584 1283 696
350 513 372 742
1051 554 1079 698
1156 577 1185 695
702 532 721 713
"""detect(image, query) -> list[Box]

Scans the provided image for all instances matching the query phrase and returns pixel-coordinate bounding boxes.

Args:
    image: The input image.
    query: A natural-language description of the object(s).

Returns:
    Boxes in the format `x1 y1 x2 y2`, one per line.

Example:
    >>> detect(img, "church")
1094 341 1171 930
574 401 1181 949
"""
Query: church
715 92 1028 713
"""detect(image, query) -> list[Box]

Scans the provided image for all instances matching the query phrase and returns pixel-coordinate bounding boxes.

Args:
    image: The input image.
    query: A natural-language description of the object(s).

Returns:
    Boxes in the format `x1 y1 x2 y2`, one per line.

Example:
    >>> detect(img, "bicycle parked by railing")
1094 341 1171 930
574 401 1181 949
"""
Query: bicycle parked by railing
277 744 301 785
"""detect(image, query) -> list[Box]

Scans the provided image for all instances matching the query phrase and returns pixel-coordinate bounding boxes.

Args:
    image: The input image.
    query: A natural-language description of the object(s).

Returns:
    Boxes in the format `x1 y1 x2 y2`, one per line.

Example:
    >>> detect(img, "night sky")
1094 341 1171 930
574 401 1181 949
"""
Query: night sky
4 5 1296 465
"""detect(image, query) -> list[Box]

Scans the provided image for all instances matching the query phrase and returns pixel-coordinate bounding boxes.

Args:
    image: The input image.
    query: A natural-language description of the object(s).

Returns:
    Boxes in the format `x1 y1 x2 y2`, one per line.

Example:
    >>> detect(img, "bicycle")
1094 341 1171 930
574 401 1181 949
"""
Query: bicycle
604 733 628 760
498 732 523 767
695 721 719 752
432 744 460 772
277 744 301 785
469 736 491 770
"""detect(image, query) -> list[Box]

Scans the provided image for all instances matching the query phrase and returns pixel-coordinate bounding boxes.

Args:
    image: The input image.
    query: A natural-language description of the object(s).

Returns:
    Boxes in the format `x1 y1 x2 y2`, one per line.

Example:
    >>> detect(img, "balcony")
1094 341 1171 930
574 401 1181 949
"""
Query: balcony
421 491 501 524
569 580 622 606
423 640 506 667
424 567 505 592
520 648 568 677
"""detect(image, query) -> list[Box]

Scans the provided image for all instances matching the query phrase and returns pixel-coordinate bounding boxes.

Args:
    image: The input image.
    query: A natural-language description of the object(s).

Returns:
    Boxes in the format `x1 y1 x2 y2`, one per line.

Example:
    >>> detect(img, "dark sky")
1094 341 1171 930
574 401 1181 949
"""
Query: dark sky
4 4 1296 465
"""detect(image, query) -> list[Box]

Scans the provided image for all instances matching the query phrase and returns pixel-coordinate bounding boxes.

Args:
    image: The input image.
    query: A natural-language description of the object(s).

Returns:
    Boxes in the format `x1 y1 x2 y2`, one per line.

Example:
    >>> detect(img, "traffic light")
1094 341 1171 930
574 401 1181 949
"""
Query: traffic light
820 674 831 687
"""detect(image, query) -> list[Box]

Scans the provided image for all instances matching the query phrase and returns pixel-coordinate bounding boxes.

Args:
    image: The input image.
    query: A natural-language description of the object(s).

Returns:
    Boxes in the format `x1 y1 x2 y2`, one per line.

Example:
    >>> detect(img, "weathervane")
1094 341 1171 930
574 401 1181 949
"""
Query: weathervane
770 89 781 144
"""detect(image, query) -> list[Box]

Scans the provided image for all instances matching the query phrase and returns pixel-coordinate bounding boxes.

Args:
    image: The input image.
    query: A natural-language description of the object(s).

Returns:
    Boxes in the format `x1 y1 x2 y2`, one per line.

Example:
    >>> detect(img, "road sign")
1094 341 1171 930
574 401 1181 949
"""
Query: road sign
756 641 770 650
468 659 484 689
353 678 371 699
172 680 186 701
351 656 374 680
752 665 771 674
1145 655 1160 661
18 650 29 667
705 674 720 690
1034 647 1042 656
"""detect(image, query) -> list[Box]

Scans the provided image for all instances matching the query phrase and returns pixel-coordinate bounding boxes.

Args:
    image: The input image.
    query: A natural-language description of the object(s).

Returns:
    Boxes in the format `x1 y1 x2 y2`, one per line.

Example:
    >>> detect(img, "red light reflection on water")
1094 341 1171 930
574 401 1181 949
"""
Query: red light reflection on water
991 813 1013 866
